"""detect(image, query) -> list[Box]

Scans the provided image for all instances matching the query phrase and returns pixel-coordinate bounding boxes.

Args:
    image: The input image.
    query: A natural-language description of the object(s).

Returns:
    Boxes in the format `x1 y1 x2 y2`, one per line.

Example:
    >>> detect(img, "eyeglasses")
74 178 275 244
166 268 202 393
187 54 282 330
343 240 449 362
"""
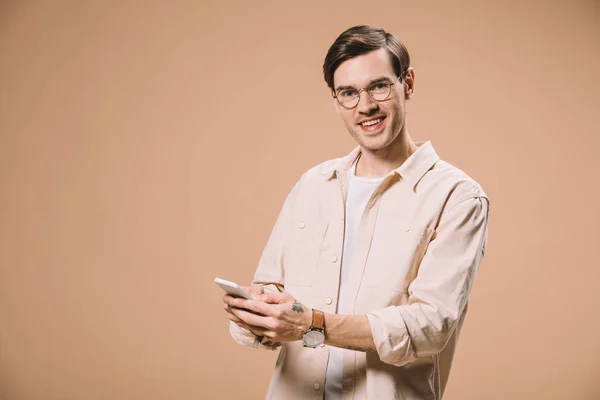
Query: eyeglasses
333 69 409 109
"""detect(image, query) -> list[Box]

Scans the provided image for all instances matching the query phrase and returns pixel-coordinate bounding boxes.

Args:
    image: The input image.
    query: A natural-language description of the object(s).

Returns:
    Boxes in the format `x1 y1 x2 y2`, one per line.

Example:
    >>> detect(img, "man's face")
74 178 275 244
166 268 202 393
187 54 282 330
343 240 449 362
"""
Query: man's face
332 48 411 152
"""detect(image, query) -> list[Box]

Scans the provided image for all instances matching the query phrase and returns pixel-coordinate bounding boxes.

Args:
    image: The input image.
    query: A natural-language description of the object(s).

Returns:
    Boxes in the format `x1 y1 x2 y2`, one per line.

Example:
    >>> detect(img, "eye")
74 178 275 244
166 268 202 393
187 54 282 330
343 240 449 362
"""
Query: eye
371 83 388 90
339 89 357 98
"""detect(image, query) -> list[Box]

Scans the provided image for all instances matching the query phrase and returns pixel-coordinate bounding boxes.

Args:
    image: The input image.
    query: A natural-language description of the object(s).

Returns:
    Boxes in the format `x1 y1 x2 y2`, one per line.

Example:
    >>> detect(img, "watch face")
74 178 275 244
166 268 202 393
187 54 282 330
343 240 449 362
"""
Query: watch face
303 330 325 348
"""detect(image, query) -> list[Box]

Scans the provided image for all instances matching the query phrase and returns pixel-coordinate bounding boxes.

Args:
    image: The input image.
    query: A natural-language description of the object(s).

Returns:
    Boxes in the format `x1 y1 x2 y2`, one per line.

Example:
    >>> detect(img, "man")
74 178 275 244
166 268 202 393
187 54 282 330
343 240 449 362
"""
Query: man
223 25 490 399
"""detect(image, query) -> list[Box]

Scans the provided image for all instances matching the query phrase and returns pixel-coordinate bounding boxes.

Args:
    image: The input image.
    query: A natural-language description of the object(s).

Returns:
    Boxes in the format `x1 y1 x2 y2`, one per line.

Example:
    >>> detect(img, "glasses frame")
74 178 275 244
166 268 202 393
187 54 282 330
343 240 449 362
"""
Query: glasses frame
332 69 410 110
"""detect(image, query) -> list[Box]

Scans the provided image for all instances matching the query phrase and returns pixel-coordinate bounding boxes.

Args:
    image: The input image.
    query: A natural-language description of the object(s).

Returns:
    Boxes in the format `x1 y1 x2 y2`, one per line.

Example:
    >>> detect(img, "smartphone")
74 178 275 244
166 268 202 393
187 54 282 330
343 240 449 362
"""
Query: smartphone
214 278 252 299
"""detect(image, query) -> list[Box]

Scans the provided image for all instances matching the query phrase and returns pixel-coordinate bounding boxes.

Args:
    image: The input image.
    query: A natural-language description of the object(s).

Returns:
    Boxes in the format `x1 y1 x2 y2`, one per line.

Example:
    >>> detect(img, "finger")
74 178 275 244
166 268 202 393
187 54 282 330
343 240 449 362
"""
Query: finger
233 319 249 329
223 302 242 317
224 306 244 323
224 305 259 329
226 311 259 332
231 307 273 328
245 324 265 334
259 292 286 304
227 313 244 324
223 294 249 304
250 284 264 293
248 326 271 337
249 292 262 301
228 313 262 333
227 297 275 317
241 285 264 299
223 294 235 304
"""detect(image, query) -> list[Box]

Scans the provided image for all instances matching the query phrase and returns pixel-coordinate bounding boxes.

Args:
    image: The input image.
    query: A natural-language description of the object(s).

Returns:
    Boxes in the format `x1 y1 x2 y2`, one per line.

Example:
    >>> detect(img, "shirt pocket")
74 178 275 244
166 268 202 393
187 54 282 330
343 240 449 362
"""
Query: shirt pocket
283 218 328 286
361 220 434 292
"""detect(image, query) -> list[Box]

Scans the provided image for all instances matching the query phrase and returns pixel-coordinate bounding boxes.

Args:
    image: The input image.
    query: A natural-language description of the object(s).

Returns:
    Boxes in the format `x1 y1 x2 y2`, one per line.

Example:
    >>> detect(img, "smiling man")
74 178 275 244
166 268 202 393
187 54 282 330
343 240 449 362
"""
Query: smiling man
223 25 490 399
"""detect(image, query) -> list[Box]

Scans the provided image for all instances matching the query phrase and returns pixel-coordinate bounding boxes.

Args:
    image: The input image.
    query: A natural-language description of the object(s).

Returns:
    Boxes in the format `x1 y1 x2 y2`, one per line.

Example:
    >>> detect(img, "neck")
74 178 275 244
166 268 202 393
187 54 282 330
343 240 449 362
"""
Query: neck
355 129 417 178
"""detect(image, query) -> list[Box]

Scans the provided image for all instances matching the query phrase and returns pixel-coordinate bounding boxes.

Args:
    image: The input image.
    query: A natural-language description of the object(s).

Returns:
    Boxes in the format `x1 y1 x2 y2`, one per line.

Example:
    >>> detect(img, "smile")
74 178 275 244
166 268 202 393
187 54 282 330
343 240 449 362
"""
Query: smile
360 118 383 126
357 116 387 132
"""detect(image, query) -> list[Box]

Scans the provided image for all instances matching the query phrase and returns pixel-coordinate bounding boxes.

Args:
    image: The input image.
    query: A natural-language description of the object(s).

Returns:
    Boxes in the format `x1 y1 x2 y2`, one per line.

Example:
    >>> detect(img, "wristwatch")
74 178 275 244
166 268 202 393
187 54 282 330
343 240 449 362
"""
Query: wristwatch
302 309 325 348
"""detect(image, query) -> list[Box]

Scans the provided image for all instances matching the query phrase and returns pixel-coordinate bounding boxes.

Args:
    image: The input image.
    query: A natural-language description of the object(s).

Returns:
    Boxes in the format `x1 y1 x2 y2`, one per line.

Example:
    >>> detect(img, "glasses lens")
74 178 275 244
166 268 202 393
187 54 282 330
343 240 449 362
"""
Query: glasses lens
336 89 359 108
369 83 392 101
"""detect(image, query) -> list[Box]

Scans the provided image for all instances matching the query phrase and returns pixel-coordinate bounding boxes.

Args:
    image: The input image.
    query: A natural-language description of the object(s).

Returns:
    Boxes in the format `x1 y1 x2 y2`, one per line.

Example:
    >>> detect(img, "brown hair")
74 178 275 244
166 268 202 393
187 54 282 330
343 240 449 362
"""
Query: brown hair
323 25 411 91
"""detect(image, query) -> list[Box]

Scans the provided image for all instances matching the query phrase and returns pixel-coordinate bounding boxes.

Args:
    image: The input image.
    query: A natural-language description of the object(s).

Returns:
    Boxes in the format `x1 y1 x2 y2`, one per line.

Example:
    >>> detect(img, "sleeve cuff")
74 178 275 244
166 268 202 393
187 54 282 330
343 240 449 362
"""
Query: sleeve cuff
229 321 281 350
366 307 417 367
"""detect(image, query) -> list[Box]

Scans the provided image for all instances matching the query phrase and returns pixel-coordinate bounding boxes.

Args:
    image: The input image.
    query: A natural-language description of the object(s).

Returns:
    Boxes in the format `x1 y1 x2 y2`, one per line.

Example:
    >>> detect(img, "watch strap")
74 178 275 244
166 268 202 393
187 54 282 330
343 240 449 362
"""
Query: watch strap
312 309 325 330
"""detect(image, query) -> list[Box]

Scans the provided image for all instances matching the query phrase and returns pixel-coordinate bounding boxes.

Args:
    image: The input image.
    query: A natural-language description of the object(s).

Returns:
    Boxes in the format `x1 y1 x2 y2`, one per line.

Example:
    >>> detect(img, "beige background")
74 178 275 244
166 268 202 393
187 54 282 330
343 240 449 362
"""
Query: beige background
1 1 599 399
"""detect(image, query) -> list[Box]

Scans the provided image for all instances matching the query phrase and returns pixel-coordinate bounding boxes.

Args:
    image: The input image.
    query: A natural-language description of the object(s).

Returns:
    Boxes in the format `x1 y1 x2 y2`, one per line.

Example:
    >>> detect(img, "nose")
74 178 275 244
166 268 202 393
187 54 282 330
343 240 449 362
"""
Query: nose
356 90 378 114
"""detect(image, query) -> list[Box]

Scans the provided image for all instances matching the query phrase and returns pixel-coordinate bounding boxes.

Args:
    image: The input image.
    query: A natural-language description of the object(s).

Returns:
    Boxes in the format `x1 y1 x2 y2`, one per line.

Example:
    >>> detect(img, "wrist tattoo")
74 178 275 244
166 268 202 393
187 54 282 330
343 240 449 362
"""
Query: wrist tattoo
292 300 304 313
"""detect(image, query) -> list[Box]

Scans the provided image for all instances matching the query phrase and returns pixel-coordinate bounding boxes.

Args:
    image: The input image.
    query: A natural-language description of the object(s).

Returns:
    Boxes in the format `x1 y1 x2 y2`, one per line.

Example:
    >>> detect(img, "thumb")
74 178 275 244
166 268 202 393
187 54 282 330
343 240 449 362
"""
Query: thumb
259 292 285 304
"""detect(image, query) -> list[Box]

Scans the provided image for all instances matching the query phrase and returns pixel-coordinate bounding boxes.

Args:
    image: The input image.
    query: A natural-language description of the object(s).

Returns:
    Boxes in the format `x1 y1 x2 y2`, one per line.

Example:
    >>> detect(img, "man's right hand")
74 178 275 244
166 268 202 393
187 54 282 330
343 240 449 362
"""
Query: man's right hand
223 285 264 331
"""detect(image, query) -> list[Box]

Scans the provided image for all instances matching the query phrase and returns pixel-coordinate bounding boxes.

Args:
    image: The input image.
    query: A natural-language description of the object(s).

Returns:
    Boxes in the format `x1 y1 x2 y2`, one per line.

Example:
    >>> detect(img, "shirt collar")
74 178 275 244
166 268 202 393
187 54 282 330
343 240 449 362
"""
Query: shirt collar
321 141 440 190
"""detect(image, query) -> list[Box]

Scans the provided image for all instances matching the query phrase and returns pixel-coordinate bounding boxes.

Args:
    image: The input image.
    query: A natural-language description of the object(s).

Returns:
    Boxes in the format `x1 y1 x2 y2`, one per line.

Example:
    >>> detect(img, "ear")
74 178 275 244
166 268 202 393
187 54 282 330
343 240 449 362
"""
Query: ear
404 67 415 99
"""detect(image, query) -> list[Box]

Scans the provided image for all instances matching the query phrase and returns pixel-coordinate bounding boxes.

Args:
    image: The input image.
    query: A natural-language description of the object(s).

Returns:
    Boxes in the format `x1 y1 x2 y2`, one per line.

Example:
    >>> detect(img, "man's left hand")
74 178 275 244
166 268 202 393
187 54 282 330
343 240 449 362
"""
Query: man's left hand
224 292 312 342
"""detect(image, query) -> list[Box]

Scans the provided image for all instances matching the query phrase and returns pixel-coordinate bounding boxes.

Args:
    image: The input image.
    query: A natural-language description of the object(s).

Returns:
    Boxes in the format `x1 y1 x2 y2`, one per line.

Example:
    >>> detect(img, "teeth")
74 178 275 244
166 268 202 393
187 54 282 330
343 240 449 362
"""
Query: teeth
361 118 382 126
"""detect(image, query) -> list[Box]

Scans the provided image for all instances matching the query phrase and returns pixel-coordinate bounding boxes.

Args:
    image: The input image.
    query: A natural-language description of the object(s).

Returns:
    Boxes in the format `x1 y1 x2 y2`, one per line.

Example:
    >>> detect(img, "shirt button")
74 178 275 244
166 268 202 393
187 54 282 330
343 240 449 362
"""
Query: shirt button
331 255 338 263
325 297 332 305
299 221 306 229
314 383 320 391
404 225 410 232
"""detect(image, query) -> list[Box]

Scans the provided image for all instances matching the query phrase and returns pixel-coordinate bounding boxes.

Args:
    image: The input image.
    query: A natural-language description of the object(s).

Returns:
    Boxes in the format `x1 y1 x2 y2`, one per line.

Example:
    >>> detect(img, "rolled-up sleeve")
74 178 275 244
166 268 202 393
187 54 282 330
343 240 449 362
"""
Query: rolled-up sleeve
228 321 281 350
366 195 490 366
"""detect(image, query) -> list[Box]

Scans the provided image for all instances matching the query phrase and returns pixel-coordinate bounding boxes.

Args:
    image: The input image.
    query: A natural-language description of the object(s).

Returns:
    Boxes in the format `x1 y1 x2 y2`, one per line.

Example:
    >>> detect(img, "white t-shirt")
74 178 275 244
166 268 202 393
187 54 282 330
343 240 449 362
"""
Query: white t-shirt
324 160 385 400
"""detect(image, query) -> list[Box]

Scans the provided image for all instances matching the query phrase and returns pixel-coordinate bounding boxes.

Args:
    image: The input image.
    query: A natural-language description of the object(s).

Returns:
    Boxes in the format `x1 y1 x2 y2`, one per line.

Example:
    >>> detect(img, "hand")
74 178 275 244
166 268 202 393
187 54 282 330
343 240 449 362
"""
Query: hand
224 292 312 342
223 285 264 332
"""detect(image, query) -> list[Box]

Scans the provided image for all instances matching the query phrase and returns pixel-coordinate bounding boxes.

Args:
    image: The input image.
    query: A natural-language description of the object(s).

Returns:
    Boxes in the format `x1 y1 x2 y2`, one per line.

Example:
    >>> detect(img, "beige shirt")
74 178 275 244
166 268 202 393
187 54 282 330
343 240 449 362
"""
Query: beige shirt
229 141 490 400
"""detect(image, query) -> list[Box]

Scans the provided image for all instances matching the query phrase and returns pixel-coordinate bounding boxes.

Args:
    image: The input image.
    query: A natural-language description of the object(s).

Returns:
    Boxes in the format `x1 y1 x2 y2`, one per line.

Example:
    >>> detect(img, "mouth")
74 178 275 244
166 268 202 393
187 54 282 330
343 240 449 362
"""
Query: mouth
357 115 387 132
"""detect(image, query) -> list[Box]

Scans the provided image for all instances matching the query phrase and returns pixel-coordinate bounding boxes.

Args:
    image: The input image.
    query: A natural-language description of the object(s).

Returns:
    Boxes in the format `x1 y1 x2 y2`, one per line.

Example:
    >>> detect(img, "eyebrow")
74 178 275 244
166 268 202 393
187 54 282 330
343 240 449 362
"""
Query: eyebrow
334 76 393 93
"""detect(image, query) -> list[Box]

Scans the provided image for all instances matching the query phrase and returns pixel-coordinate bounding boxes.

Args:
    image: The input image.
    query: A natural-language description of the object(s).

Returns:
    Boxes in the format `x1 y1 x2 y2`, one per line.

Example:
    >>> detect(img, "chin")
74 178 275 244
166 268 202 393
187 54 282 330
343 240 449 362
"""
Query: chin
355 131 393 151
